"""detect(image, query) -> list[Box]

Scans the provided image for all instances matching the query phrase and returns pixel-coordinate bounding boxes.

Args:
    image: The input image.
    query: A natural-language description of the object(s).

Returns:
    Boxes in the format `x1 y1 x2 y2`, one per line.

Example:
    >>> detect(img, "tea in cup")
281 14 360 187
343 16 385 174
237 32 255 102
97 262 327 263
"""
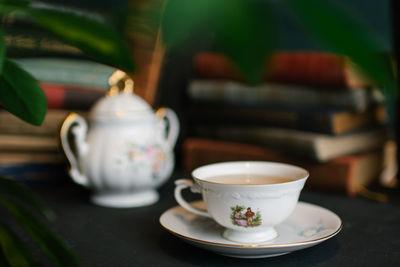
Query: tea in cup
174 161 309 243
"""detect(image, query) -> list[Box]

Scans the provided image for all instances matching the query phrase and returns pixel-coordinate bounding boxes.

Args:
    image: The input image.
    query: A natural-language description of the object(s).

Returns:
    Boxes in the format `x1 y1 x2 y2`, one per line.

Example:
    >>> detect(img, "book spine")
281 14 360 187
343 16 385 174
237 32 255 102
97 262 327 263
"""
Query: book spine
267 52 358 88
194 52 369 88
13 58 115 88
304 152 383 196
0 162 69 185
188 80 370 112
190 125 387 162
187 104 386 135
3 15 87 59
0 109 82 136
191 125 319 160
40 83 105 110
0 135 61 152
314 129 387 162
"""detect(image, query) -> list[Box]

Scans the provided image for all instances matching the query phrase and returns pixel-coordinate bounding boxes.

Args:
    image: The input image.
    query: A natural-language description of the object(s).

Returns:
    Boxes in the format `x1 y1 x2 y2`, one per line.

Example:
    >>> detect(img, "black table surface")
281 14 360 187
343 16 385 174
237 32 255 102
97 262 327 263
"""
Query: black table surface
28 174 400 267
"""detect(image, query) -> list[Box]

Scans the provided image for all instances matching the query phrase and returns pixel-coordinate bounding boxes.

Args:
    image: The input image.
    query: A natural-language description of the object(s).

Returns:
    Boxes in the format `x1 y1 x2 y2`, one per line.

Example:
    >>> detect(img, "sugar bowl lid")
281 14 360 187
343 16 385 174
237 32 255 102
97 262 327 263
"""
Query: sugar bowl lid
89 71 154 120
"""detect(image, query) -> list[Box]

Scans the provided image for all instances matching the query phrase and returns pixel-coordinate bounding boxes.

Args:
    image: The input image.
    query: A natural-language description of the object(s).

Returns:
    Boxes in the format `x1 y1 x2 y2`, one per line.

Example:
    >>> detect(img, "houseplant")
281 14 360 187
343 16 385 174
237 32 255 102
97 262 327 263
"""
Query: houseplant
0 0 396 266
0 0 136 266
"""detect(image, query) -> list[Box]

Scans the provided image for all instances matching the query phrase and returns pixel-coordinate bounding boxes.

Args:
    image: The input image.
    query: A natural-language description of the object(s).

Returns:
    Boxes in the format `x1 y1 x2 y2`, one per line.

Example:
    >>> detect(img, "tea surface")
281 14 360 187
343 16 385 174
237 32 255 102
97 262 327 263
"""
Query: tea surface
204 174 293 185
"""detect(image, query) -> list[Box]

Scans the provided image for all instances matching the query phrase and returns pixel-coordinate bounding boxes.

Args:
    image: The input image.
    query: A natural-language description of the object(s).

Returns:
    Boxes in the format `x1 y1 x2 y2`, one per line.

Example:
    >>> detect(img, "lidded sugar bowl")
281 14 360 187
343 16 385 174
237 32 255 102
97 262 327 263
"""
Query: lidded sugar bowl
60 71 179 207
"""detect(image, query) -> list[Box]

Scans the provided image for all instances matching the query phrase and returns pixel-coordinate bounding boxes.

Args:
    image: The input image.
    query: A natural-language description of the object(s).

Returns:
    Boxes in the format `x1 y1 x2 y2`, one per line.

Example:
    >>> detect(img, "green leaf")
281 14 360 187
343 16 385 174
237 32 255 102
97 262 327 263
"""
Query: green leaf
0 0 30 7
27 8 135 72
162 0 276 84
161 0 226 47
283 0 395 96
162 0 225 46
0 28 5 74
0 176 55 220
0 195 81 267
213 1 276 84
0 221 38 267
0 59 47 125
0 249 10 267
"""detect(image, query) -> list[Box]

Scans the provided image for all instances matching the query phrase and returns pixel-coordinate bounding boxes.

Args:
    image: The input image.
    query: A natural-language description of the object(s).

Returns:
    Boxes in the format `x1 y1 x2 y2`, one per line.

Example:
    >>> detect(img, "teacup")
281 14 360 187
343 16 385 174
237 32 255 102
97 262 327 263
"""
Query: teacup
174 161 309 243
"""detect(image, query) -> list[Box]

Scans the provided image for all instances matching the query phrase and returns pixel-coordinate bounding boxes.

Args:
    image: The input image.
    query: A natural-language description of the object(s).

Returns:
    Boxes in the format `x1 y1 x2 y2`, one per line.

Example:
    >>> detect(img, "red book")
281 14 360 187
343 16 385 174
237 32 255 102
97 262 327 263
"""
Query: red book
182 138 384 196
39 82 106 110
194 51 371 88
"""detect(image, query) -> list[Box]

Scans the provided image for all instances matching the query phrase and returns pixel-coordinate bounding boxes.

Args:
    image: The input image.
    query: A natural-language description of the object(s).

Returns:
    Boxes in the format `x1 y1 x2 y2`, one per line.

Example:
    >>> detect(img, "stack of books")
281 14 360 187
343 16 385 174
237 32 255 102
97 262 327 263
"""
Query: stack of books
182 51 390 196
0 58 115 184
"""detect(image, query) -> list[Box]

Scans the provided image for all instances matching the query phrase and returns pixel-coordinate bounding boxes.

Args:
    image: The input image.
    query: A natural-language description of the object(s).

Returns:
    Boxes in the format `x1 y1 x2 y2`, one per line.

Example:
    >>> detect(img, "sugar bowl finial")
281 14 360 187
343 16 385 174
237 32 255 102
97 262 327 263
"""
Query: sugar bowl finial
107 70 133 96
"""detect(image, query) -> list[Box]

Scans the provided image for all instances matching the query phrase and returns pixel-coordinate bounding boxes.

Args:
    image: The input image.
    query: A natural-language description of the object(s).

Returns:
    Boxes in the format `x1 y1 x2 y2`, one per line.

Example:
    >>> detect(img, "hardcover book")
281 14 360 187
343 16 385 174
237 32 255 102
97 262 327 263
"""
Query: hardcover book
0 109 88 137
194 51 371 88
0 152 68 184
192 125 388 162
13 57 116 88
3 17 86 59
2 3 115 60
187 80 379 112
0 134 61 152
187 104 387 135
40 82 105 110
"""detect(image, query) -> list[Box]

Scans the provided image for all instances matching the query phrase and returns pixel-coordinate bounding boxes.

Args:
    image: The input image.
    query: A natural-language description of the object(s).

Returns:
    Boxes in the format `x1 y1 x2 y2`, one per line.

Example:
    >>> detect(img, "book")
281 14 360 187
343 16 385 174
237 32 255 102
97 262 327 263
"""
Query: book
0 152 68 184
39 82 105 109
0 134 61 152
187 104 387 135
3 14 86 59
194 51 371 88
192 125 388 162
187 80 379 112
2 2 118 60
0 109 87 137
182 138 384 196
13 57 116 88
0 151 66 165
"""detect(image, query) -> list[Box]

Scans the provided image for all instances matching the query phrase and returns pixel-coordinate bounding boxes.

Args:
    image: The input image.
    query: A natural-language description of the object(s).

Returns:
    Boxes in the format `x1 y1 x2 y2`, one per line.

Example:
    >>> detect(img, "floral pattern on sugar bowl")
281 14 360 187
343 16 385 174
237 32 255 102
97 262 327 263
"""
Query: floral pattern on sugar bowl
60 74 179 208
117 142 172 182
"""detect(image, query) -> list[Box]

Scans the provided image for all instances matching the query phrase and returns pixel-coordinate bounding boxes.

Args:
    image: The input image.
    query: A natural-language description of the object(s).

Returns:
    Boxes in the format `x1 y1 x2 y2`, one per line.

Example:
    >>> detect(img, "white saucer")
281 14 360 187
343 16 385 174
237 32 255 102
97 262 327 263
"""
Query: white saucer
159 201 342 258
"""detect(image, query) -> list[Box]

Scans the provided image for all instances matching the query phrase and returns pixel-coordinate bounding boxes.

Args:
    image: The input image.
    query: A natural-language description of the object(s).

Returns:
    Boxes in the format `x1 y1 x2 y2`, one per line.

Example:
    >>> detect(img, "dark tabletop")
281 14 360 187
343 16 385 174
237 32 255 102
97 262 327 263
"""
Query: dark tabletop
28 173 400 267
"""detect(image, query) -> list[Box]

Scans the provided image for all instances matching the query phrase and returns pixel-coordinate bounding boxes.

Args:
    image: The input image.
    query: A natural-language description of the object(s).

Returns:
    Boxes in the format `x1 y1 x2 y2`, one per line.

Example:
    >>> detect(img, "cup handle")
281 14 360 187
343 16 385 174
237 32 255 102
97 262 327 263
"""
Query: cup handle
174 179 211 218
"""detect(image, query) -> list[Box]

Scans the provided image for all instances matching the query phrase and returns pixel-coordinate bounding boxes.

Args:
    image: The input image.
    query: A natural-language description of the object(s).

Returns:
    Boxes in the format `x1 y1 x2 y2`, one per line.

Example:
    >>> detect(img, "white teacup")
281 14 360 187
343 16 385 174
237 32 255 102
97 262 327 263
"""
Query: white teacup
174 161 309 243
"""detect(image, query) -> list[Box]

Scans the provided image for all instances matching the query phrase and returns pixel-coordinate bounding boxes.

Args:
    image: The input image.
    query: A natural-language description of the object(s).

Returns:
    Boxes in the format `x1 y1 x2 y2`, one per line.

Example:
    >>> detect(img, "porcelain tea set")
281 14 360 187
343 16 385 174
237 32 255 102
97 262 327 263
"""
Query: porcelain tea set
60 71 341 258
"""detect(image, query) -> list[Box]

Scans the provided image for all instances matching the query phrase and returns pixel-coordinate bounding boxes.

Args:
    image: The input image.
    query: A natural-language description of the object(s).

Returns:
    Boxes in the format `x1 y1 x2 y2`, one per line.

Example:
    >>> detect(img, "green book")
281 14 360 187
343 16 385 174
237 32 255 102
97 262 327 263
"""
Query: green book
13 57 116 88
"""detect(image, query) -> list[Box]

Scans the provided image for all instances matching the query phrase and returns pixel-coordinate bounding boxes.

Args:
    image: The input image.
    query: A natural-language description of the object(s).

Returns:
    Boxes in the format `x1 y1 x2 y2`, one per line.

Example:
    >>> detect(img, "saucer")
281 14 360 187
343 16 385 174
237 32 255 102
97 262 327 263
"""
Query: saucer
159 201 342 258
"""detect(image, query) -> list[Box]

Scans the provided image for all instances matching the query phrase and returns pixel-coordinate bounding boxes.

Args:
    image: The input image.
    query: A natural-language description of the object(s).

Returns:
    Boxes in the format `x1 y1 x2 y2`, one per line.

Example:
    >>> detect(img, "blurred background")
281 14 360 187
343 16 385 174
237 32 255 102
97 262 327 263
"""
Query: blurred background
1 0 397 199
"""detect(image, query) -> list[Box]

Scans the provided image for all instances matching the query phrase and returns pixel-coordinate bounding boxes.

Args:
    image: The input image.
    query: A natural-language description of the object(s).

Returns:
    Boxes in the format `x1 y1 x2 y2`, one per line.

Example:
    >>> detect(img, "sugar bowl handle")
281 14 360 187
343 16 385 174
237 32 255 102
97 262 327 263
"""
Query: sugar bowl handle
156 108 179 149
60 113 89 186
174 179 211 218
